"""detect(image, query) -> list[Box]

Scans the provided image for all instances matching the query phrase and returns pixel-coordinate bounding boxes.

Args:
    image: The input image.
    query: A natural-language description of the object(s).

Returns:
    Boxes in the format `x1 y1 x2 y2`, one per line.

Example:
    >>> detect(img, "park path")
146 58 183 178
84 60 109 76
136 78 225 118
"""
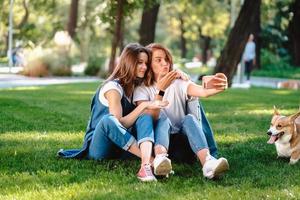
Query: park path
0 73 297 89
0 73 101 89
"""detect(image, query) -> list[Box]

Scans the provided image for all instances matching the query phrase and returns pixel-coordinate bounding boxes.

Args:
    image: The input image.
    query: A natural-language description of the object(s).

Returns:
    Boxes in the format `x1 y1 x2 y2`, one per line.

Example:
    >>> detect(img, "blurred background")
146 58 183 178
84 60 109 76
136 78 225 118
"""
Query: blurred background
0 0 299 85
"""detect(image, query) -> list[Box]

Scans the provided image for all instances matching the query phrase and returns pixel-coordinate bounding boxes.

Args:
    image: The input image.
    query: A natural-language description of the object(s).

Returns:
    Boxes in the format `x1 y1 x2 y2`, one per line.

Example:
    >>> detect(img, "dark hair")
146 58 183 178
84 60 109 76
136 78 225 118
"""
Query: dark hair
106 43 151 97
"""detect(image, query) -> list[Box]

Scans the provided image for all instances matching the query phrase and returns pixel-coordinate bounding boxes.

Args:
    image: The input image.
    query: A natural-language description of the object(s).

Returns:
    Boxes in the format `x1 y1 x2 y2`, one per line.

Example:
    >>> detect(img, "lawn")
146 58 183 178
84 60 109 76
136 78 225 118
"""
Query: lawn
1 82 300 200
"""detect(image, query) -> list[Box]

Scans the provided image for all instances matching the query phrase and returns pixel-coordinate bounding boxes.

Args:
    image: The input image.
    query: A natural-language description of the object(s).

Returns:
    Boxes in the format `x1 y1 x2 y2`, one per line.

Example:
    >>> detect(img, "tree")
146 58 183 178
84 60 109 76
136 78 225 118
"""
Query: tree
161 0 229 60
67 0 79 39
139 0 160 46
179 13 187 58
288 0 300 67
254 1 261 69
16 0 29 29
105 0 144 73
199 34 211 64
108 0 125 73
214 0 261 86
260 1 292 60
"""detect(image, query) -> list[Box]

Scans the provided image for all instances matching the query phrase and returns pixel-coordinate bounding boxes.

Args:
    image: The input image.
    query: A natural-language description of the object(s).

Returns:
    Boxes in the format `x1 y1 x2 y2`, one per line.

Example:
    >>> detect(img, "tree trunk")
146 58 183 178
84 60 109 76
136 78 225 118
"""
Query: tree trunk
139 1 160 46
254 2 261 69
67 0 79 39
109 0 124 73
200 35 211 64
4 34 8 56
119 22 124 54
179 14 187 59
288 0 300 67
214 0 261 86
17 0 29 29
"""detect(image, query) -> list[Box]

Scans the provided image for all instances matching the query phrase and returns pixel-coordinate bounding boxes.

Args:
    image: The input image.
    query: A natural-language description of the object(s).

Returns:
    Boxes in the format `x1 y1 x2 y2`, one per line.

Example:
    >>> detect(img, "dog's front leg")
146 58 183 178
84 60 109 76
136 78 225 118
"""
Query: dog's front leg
289 150 300 165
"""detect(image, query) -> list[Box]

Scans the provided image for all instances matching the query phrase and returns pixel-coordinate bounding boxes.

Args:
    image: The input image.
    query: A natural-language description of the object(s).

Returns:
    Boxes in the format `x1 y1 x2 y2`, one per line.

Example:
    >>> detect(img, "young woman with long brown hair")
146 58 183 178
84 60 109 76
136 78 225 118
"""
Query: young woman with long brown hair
58 43 171 182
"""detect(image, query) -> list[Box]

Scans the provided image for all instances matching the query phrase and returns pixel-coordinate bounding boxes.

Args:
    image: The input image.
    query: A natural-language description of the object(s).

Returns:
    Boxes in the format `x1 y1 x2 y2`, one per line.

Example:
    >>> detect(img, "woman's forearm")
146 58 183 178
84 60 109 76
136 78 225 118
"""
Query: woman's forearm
119 102 149 128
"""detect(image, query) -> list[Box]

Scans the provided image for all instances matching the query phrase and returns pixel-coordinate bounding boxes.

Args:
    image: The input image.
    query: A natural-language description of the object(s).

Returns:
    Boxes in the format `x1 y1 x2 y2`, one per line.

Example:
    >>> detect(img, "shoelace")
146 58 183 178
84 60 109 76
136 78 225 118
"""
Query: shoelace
156 153 169 158
144 165 153 176
205 152 216 162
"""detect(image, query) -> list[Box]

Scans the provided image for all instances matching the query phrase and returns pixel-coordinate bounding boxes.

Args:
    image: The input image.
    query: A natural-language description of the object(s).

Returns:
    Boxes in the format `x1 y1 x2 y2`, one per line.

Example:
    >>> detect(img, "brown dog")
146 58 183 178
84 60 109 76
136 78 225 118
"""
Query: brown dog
267 107 300 164
277 80 300 90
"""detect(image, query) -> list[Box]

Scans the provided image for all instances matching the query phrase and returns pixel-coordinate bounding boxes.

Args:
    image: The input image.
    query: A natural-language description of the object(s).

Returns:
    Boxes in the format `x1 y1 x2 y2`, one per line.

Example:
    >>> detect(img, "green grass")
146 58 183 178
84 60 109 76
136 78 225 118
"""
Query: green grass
1 83 300 200
252 67 300 79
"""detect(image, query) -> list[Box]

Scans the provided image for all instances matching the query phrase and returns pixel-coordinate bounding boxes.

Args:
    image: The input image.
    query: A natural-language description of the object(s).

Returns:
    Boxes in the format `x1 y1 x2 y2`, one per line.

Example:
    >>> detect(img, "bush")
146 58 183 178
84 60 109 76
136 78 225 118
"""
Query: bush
44 51 72 76
260 49 292 70
23 59 49 77
22 47 71 77
84 56 105 76
0 57 8 65
252 49 300 79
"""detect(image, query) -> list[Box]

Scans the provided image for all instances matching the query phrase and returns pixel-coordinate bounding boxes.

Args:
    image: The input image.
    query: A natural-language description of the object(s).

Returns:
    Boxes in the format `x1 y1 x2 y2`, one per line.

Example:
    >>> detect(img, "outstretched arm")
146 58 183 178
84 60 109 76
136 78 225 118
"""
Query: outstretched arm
187 73 228 98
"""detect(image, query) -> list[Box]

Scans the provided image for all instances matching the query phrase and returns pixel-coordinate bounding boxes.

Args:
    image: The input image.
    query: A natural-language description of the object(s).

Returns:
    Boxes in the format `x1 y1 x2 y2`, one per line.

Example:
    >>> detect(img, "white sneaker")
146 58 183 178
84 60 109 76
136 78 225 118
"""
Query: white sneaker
153 154 172 176
202 156 229 179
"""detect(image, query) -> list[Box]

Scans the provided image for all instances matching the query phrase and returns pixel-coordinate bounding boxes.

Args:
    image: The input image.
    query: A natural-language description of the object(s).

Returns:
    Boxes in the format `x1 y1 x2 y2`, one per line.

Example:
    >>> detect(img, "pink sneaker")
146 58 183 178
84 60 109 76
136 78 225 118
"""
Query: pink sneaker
137 164 157 182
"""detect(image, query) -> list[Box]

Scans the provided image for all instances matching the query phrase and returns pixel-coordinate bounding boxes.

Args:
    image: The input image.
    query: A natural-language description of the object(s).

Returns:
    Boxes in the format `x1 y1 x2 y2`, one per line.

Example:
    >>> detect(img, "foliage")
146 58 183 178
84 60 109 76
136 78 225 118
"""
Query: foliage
84 56 105 76
0 56 8 65
0 0 67 56
157 0 229 59
1 0 299 76
261 0 294 55
252 48 300 79
1 83 300 199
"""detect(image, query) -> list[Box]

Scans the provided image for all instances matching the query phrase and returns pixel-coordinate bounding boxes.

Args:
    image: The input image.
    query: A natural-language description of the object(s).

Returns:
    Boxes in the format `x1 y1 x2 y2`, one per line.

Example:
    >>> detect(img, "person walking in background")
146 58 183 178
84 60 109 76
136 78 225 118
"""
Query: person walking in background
243 34 256 81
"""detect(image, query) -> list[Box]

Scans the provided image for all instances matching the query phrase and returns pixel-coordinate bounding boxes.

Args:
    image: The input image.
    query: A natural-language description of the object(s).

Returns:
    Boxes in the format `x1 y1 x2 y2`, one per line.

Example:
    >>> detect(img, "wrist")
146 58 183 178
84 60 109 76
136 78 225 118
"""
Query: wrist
141 101 150 110
157 90 165 97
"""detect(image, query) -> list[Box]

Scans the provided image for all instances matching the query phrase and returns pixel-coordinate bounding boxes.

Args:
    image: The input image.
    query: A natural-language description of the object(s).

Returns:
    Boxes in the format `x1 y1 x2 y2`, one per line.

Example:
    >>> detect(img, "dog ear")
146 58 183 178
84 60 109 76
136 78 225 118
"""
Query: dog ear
290 111 300 121
273 105 280 115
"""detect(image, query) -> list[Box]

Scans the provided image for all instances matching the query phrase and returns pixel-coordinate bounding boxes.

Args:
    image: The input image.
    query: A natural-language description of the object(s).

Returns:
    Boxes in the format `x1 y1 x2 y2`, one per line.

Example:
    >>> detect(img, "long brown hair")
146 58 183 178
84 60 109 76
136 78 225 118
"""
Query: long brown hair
146 43 174 85
106 43 151 98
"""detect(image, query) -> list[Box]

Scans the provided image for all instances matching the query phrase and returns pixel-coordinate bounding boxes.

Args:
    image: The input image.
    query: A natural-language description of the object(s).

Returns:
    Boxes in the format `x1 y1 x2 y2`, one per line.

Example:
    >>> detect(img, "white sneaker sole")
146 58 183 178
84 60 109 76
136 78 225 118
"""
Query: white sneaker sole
137 176 157 182
213 158 229 178
154 159 172 176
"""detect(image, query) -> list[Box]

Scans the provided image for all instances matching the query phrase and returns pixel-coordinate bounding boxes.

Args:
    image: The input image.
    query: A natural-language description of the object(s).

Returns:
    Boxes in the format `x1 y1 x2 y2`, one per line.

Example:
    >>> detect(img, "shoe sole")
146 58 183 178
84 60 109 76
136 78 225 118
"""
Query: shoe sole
154 159 172 176
137 176 157 182
213 158 229 178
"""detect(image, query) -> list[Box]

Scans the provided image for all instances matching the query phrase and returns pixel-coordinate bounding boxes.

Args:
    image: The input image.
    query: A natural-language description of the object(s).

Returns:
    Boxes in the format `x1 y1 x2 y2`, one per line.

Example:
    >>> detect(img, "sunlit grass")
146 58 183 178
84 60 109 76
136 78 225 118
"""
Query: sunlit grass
5 86 43 91
0 83 300 199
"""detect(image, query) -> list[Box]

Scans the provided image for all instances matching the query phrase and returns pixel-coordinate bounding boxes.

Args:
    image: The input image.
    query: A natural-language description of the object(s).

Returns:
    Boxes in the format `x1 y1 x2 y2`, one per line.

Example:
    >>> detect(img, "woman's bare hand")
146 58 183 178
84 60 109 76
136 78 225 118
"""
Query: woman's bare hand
146 100 169 110
156 71 177 91
204 73 228 90
174 69 190 81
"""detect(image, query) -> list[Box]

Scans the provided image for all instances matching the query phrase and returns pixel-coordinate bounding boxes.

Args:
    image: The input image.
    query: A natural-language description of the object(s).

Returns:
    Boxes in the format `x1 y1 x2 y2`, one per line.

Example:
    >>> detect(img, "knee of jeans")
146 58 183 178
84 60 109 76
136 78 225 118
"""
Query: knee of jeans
137 113 153 121
99 114 118 130
183 114 198 123
136 114 153 127
156 114 171 126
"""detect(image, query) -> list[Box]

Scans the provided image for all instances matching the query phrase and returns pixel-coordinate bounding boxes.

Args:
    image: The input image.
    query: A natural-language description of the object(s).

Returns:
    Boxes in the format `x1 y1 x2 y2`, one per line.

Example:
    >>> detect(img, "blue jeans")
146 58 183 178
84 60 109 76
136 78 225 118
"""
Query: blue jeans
88 114 154 160
181 114 209 153
198 103 218 157
154 113 172 150
186 100 218 157
155 104 218 159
